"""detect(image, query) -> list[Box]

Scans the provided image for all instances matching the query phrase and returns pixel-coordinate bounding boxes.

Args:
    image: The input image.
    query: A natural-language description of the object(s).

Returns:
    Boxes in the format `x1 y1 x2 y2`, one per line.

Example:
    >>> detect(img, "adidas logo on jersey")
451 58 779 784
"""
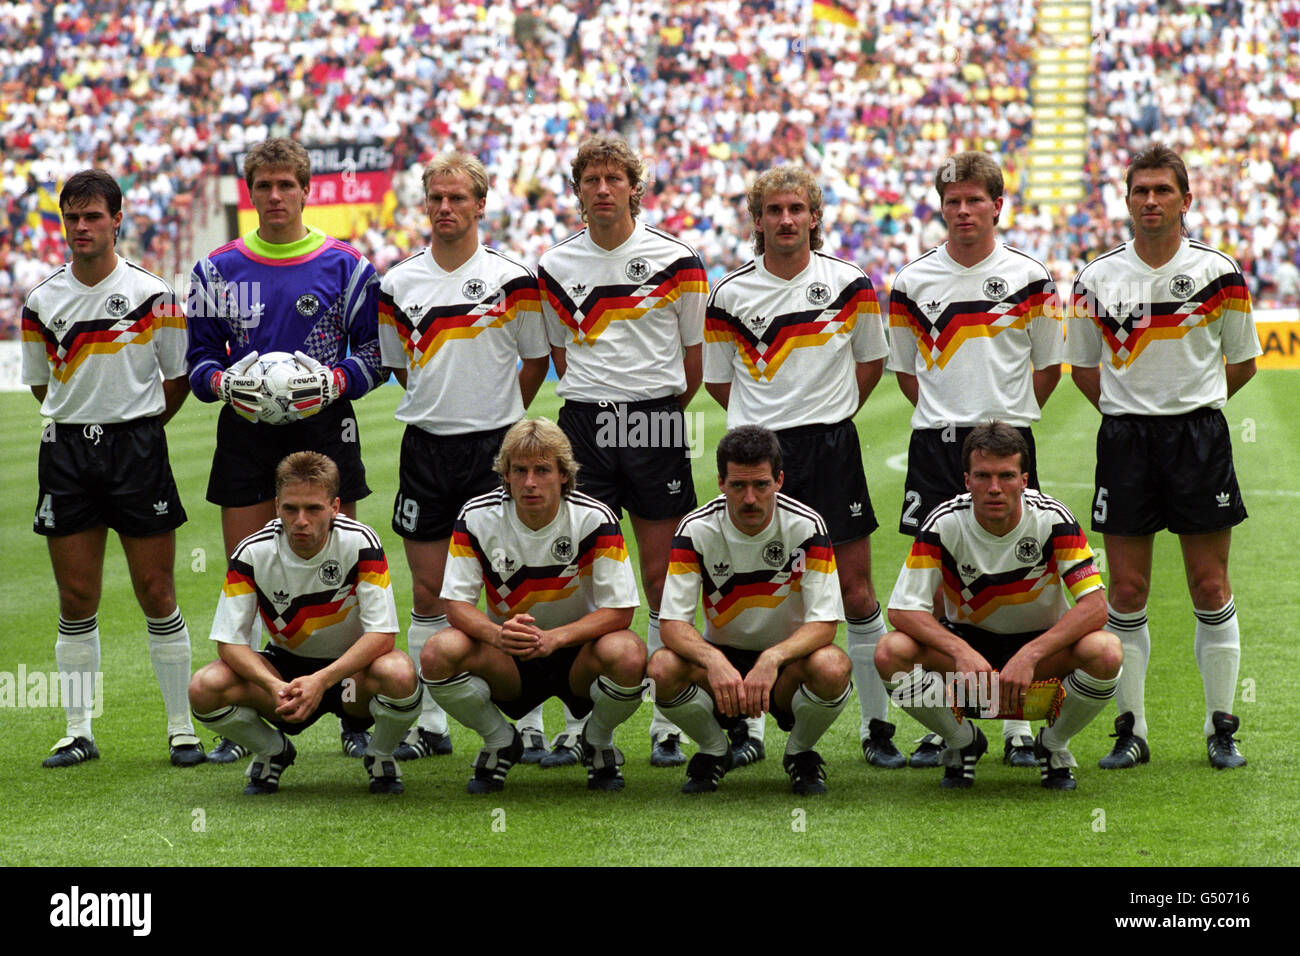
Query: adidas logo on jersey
922 299 943 316
406 302 423 317
152 501 168 515
712 562 730 576
272 590 290 604
666 479 682 495
849 501 863 517
570 283 588 297
1216 492 1230 507
960 563 978 580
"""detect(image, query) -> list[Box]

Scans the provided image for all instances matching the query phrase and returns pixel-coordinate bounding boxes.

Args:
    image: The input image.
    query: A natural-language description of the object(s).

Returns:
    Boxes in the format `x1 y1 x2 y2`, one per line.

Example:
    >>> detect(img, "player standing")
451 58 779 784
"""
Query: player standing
703 164 897 769
1067 144 1259 770
876 423 1122 790
23 169 203 768
188 452 420 795
420 419 647 793
537 134 706 767
379 151 551 763
887 151 1064 767
186 137 384 763
651 426 852 795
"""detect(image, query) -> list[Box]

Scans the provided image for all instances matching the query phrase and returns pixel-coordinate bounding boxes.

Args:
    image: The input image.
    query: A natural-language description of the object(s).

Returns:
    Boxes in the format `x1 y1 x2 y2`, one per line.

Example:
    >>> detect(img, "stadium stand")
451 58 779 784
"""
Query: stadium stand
2 0 1297 340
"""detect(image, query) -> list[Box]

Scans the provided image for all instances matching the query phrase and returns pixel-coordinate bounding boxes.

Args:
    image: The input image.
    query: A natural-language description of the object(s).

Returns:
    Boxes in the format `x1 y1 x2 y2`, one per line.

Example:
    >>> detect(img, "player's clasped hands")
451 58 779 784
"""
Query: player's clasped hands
497 613 555 659
276 674 326 723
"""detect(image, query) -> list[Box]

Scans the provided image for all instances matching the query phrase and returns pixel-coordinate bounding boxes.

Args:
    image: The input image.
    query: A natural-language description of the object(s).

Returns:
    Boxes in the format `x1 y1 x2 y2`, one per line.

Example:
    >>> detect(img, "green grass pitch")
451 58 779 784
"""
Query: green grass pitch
1 371 1296 867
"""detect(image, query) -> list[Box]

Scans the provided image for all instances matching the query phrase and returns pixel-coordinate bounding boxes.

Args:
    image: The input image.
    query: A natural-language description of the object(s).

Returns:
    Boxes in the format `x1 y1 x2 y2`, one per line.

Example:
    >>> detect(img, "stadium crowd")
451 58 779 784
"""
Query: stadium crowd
3 0 1298 338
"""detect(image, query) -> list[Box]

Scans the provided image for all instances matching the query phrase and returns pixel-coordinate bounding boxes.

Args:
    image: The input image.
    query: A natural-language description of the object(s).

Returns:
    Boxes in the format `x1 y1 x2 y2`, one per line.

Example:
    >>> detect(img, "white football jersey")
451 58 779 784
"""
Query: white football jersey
887 242 1063 428
441 488 640 628
379 243 548 434
704 252 888 429
889 490 1102 635
659 493 844 651
1066 238 1260 416
21 257 186 423
538 221 707 402
210 515 399 660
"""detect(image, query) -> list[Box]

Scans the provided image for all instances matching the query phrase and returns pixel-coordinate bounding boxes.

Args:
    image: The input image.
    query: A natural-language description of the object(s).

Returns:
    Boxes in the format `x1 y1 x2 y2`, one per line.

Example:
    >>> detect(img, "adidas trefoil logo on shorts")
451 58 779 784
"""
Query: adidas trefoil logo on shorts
1216 492 1230 507
152 501 168 515
667 479 682 495
849 501 863 517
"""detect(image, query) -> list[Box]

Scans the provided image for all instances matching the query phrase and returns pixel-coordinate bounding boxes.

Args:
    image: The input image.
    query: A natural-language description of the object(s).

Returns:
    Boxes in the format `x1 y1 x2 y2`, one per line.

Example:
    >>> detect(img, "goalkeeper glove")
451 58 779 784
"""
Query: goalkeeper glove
291 351 347 417
211 351 262 422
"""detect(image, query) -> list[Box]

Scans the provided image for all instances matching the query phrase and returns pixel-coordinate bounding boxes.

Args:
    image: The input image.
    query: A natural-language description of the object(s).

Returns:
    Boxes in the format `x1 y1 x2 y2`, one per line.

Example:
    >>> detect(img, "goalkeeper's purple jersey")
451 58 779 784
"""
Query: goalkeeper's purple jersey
186 226 382 402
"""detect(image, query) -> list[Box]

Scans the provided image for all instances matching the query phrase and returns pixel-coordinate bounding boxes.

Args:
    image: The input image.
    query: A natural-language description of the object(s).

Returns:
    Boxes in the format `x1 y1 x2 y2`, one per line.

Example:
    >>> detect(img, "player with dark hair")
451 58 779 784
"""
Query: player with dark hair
22 168 203 768
188 451 420 795
887 150 1064 768
538 133 707 768
876 422 1122 790
1067 143 1259 770
420 419 647 793
379 150 551 764
186 136 385 763
651 425 852 795
705 163 895 770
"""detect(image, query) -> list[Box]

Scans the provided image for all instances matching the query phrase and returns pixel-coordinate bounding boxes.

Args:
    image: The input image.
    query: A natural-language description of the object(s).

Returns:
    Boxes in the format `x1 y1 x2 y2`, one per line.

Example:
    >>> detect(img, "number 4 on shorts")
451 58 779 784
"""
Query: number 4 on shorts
37 494 55 529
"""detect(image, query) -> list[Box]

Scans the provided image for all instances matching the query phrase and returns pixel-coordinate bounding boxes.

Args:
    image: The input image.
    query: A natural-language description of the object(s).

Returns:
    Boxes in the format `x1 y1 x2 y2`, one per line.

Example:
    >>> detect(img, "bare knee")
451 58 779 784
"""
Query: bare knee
647 648 690 699
366 649 419 697
1082 631 1124 681
873 631 917 679
1107 575 1149 613
134 572 178 619
188 661 237 712
420 627 472 680
594 630 646 685
1188 575 1230 612
805 646 852 697
57 579 101 620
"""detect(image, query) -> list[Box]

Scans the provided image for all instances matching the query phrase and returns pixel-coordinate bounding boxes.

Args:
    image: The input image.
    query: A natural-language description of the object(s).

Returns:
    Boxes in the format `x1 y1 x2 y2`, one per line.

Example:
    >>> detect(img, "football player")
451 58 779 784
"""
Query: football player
22 169 203 768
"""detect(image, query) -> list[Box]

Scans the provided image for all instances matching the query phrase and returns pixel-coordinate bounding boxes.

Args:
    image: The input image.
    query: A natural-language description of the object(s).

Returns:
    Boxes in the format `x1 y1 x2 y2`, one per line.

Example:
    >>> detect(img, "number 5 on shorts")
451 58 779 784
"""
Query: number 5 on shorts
1093 486 1108 524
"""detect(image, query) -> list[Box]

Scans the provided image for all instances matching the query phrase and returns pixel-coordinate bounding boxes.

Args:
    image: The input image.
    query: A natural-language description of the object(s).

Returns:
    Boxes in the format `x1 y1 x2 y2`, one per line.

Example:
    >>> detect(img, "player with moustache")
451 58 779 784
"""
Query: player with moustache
704 164 897 771
651 426 852 795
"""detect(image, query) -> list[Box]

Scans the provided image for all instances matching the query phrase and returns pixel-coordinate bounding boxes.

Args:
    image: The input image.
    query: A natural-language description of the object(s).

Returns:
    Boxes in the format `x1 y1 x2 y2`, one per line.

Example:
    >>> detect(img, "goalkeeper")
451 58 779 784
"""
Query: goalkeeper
874 421 1122 790
185 137 384 764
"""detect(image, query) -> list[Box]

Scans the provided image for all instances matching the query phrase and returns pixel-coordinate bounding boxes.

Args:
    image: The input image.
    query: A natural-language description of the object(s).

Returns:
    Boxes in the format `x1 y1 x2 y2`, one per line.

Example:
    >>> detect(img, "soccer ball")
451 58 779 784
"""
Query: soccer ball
252 351 309 425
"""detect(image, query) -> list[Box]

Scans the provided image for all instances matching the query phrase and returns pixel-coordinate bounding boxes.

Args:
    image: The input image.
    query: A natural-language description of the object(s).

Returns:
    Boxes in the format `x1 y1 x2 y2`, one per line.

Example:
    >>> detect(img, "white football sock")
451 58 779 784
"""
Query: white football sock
517 703 546 737
422 671 513 749
886 666 973 748
1108 606 1150 737
586 677 647 747
1194 599 1240 736
367 684 423 756
56 615 99 739
147 609 195 736
846 608 889 737
194 704 282 757
656 684 727 756
786 682 851 755
646 609 684 743
408 613 450 734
